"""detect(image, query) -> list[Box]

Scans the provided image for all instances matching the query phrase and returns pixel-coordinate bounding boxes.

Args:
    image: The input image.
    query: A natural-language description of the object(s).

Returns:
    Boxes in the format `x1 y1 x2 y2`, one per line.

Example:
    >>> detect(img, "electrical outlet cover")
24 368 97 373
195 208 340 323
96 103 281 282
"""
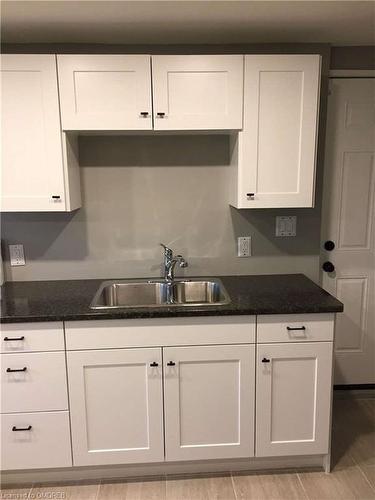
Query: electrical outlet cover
276 216 297 237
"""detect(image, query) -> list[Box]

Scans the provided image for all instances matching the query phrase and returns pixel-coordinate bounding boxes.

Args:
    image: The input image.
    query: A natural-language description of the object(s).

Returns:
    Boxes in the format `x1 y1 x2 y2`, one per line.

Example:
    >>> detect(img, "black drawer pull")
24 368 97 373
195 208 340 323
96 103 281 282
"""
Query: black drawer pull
7 367 27 373
51 195 61 199
4 336 25 342
150 362 159 367
12 425 32 432
286 326 306 331
140 112 149 117
167 361 176 366
246 193 255 198
157 112 166 117
262 358 270 363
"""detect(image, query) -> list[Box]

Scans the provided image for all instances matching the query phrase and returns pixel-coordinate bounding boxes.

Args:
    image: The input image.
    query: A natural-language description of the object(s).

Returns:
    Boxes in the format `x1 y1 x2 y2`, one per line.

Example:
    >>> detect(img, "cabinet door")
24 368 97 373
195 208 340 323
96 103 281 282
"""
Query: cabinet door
152 55 243 130
67 348 164 466
58 55 152 130
238 55 321 208
164 344 255 461
1 55 67 212
256 342 333 457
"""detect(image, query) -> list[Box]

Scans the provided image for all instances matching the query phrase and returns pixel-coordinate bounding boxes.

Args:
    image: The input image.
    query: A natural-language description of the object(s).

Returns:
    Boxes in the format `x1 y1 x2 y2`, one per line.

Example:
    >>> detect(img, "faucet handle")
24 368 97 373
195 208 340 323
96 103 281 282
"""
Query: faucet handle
160 243 173 257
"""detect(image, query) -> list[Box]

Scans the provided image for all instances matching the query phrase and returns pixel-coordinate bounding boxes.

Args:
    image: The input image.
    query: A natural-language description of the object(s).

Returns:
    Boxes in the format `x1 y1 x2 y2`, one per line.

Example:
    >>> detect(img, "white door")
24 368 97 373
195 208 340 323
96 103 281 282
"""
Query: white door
321 78 375 385
164 344 255 461
152 55 243 130
67 348 164 466
237 55 321 208
57 55 152 130
1 55 67 212
256 342 332 457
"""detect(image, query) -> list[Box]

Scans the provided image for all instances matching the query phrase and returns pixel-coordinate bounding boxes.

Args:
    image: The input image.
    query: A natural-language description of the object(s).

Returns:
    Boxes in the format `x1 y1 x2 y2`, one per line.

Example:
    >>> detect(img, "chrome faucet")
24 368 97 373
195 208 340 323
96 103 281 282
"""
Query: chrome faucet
160 243 188 282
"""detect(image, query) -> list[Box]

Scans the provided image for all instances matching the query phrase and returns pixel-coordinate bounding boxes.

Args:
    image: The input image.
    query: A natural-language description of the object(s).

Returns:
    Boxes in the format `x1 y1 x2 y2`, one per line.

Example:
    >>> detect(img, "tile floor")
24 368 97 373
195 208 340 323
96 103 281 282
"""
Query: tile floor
1 396 374 500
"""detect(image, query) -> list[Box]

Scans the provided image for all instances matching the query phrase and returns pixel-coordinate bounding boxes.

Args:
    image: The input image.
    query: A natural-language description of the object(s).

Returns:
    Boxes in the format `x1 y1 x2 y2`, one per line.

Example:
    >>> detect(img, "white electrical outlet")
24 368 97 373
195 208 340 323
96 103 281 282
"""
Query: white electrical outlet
237 236 251 257
9 244 25 266
276 216 297 237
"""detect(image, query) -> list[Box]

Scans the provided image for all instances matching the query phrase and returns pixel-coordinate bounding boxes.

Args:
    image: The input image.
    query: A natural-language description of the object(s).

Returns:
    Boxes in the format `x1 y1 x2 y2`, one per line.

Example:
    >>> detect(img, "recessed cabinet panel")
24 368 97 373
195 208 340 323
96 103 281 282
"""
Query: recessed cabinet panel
164 344 255 461
1 55 79 212
1 351 68 413
256 342 332 457
1 411 72 470
57 55 153 130
152 55 244 130
67 348 164 466
235 55 321 208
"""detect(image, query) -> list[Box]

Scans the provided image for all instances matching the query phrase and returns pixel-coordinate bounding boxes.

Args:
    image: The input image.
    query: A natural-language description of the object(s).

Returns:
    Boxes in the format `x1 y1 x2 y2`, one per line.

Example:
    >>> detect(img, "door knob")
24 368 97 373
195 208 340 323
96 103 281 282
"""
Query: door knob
322 261 335 273
324 241 335 251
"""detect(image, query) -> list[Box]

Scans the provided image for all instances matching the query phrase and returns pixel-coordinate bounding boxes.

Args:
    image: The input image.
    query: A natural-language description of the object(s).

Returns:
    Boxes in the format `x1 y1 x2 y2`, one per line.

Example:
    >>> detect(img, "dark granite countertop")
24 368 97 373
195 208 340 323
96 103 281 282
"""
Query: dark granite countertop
0 274 343 324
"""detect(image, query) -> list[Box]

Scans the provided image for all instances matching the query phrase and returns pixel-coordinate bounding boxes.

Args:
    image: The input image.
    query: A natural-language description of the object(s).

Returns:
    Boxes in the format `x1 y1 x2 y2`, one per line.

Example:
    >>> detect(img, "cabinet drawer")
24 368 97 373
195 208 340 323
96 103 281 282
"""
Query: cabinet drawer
1 411 72 470
1 352 68 413
65 316 255 350
257 314 334 343
1 322 64 353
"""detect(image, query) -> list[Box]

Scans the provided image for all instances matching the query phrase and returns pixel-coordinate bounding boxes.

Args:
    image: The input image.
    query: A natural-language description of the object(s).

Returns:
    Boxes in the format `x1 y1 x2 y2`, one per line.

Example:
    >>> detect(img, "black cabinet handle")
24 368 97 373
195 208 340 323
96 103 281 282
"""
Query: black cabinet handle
3 336 25 342
246 193 255 198
262 358 270 363
167 361 176 366
12 425 32 432
6 367 27 373
322 261 335 273
51 195 61 199
150 362 159 367
286 326 306 331
157 112 166 117
140 112 149 117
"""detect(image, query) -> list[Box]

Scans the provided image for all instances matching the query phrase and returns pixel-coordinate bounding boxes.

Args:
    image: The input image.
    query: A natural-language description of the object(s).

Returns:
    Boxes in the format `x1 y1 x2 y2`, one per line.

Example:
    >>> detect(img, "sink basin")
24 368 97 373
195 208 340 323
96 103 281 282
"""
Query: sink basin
171 280 229 305
90 278 230 309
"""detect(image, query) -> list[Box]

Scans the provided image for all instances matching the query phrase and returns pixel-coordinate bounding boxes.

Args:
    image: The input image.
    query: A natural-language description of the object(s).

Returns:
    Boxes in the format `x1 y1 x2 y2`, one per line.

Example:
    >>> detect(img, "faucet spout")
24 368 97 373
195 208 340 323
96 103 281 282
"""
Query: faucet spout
160 244 188 282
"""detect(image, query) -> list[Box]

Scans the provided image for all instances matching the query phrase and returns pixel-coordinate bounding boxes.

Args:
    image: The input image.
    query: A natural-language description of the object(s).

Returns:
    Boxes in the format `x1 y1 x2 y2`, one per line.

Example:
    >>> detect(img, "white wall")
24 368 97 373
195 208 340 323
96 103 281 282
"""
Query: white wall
1 134 321 282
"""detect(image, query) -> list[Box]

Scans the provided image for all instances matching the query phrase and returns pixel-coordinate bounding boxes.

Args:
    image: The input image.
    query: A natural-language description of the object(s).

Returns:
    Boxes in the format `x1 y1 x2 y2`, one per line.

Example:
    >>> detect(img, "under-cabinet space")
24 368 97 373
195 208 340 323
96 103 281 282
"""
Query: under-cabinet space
256 341 332 457
1 54 81 212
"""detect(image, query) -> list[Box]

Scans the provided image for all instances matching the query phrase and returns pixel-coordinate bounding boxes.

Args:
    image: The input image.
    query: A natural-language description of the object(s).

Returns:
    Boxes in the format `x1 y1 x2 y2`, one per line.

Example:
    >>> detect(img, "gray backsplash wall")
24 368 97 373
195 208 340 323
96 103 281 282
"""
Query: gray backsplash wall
1 43 333 283
1 134 322 283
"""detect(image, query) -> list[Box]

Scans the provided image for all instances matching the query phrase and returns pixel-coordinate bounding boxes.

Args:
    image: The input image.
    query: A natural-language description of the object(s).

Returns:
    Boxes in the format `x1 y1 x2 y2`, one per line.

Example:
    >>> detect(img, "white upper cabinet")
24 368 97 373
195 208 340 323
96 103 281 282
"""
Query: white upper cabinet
233 55 321 208
57 54 243 131
1 55 81 212
57 55 153 130
152 55 244 130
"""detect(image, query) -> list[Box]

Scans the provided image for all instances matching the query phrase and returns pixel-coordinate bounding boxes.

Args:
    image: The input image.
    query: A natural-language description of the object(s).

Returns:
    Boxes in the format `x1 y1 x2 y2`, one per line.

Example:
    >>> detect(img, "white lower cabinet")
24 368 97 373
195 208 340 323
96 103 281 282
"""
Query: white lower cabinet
66 342 255 465
1 411 72 470
164 344 255 461
1 351 69 413
67 348 164 466
256 342 333 457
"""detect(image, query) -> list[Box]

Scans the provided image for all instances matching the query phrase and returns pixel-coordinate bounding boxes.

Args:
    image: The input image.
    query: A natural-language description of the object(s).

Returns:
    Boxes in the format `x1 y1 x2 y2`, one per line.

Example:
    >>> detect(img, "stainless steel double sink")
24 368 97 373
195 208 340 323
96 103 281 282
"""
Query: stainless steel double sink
90 278 231 309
